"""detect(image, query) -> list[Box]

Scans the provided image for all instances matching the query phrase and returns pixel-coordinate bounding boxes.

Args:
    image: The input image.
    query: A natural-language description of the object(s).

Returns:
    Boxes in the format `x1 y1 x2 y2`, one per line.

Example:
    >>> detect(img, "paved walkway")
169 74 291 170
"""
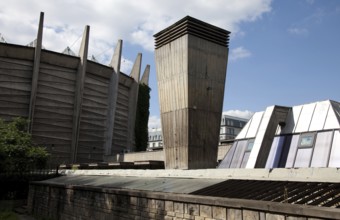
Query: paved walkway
14 206 37 220
17 214 37 220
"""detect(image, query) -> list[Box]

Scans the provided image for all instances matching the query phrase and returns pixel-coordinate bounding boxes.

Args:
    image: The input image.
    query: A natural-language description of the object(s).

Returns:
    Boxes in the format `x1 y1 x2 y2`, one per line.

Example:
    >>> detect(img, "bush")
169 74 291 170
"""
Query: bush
135 84 151 151
0 118 49 173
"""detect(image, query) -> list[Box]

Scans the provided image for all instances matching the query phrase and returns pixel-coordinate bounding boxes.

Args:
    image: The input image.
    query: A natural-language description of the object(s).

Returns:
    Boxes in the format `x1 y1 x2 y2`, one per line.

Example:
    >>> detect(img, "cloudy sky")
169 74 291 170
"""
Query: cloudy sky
1 0 339 129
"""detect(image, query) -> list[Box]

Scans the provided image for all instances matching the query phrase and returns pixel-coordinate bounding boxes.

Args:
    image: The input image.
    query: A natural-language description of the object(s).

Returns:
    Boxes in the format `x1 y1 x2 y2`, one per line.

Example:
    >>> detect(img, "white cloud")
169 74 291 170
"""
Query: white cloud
336 6 340 13
229 46 251 61
223 110 254 119
148 115 161 131
288 27 308 35
288 8 326 37
120 56 134 74
306 0 314 4
0 0 272 52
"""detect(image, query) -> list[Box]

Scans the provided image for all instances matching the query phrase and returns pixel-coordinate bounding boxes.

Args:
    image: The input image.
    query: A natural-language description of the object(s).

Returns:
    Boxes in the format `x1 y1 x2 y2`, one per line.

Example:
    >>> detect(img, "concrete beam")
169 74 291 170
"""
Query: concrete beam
28 12 44 133
129 53 142 82
140 64 150 86
60 167 340 183
127 53 142 151
71 25 90 163
104 40 122 155
246 106 290 168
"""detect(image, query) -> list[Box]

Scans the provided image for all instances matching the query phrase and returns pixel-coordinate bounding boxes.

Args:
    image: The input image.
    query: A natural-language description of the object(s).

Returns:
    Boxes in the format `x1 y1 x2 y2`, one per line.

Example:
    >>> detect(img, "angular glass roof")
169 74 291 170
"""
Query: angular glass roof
61 46 76 56
0 33 6 43
26 39 45 49
219 100 340 169
236 100 340 140
90 55 98 62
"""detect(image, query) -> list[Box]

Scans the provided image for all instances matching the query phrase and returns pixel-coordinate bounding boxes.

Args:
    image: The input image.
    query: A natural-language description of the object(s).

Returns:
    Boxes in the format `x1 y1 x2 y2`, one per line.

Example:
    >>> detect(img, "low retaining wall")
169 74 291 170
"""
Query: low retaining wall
104 144 232 163
28 181 339 220
60 167 340 183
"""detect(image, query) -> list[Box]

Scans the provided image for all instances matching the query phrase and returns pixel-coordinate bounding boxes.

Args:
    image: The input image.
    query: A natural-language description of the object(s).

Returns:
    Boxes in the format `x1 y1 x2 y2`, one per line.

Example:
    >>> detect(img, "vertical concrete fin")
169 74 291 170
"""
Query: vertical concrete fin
129 53 142 82
110 39 122 71
140 64 150 86
71 25 90 163
126 53 142 151
28 12 44 133
78 26 90 58
105 40 123 155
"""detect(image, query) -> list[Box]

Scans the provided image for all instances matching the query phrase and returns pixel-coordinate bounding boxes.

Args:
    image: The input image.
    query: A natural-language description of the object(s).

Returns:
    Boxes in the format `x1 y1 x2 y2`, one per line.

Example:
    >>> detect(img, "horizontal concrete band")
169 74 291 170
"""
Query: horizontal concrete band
30 181 340 219
60 167 340 183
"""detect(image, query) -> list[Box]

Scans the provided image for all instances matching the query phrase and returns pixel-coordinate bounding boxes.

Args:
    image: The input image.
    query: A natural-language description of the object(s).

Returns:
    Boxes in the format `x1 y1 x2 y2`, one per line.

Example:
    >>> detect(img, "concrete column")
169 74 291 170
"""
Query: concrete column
127 53 142 151
140 65 150 85
154 16 230 169
70 26 90 163
104 40 122 155
28 12 44 133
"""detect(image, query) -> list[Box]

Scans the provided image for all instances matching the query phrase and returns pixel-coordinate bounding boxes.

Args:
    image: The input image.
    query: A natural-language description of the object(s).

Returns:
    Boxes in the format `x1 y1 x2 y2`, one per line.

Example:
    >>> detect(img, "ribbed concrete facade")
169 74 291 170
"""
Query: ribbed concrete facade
0 12 148 164
154 16 230 169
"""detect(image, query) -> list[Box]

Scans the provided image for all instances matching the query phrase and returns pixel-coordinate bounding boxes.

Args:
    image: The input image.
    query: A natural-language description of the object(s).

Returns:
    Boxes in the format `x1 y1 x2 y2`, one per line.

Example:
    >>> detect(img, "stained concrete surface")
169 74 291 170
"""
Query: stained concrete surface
39 175 224 194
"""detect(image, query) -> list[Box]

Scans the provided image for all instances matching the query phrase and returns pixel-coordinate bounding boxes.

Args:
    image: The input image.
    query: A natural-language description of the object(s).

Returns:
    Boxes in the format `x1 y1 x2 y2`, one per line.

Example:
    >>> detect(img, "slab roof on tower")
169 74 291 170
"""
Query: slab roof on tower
153 16 230 49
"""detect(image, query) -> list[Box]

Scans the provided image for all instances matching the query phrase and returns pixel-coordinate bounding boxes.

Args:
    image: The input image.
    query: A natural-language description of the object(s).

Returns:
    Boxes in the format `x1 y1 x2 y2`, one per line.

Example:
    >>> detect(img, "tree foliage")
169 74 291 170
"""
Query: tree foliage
135 84 151 151
0 118 49 173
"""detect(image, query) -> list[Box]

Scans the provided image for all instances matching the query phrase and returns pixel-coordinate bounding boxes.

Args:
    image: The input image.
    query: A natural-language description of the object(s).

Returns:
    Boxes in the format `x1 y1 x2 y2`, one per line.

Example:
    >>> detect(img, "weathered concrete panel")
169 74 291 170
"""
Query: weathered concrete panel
155 16 229 169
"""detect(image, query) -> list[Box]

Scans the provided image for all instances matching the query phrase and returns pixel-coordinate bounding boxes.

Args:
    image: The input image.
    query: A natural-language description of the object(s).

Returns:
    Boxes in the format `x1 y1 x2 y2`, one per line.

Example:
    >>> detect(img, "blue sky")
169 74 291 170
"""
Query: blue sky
226 0 340 112
0 0 339 129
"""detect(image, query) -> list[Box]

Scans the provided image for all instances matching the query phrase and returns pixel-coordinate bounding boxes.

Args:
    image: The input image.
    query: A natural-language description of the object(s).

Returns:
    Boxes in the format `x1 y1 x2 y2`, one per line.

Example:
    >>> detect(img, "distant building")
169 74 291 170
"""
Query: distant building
220 115 248 143
147 114 249 151
219 100 340 169
147 128 163 151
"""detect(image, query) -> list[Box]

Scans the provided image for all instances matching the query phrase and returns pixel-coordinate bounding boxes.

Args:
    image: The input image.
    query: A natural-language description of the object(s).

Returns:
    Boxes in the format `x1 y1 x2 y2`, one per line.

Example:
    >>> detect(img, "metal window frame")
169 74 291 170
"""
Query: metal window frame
298 132 316 148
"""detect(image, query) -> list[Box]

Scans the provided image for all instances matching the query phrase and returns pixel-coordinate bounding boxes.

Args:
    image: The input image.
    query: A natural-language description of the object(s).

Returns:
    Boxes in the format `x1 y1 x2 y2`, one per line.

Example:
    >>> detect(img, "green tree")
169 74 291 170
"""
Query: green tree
0 118 49 173
135 84 151 151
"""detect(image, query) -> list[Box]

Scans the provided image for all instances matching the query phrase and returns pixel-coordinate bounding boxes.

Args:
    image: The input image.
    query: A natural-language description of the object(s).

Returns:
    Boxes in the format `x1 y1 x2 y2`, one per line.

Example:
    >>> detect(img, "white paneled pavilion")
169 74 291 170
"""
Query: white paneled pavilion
219 100 340 169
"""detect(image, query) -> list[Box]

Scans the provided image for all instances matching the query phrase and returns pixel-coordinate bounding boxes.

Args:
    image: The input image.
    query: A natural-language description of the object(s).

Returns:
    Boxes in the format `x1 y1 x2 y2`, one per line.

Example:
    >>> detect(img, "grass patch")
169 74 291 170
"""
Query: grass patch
0 211 18 220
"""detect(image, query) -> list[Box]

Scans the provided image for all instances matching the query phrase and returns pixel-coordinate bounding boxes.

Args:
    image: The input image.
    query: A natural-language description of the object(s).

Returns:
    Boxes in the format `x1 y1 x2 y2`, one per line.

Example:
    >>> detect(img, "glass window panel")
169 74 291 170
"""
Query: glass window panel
311 131 333 167
230 140 247 168
285 135 300 168
246 140 254 152
278 135 292 167
294 148 313 168
299 134 315 147
329 130 340 167
266 136 286 169
273 136 286 168
266 137 280 169
240 152 250 168
218 142 237 168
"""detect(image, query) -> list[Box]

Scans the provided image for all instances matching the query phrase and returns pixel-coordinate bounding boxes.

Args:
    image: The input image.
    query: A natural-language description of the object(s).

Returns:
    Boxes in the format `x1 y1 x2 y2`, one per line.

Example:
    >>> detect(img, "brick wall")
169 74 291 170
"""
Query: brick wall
28 182 338 220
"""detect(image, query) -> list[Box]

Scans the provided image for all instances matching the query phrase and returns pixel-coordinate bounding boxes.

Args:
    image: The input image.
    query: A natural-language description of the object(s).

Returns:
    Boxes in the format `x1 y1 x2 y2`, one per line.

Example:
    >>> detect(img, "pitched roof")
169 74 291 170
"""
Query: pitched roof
236 100 340 140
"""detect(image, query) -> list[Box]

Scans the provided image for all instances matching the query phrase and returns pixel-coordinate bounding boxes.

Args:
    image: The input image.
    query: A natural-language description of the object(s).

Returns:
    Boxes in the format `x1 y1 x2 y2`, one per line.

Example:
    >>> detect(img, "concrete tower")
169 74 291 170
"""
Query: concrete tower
154 16 230 169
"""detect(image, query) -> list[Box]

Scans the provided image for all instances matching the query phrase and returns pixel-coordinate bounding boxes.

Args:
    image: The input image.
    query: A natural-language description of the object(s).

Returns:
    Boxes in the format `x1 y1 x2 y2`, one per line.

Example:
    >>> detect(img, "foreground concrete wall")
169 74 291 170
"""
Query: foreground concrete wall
28 182 339 220
61 168 340 183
